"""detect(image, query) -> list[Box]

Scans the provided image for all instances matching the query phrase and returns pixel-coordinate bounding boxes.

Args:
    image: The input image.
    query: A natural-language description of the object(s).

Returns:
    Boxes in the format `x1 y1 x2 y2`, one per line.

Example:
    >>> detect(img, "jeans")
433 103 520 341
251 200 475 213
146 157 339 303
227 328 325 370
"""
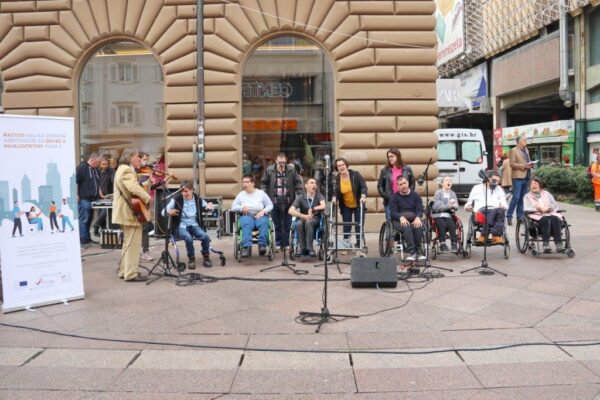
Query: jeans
507 178 529 220
239 215 269 248
384 205 391 221
295 217 320 252
29 218 43 231
177 224 210 258
435 217 457 243
49 212 59 231
340 206 364 247
78 199 93 241
271 205 292 247
62 216 74 231
392 220 423 254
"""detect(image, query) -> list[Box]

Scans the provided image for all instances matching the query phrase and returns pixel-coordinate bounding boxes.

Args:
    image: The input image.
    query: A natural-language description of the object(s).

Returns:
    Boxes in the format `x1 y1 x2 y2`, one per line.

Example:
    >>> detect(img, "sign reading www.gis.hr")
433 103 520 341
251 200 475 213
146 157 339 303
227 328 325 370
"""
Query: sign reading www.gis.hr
0 114 84 313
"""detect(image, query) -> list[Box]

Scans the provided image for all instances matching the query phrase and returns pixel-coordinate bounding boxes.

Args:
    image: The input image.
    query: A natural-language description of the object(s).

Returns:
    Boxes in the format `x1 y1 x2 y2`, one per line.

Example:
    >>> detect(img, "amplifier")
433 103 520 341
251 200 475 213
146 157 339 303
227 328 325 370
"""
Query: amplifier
101 229 123 249
351 257 397 288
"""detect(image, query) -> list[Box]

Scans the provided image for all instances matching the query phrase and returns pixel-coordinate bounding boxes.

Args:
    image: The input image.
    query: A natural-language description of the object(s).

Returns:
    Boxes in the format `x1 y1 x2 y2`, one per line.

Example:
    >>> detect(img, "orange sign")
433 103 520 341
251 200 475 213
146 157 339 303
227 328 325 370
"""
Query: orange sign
243 119 298 132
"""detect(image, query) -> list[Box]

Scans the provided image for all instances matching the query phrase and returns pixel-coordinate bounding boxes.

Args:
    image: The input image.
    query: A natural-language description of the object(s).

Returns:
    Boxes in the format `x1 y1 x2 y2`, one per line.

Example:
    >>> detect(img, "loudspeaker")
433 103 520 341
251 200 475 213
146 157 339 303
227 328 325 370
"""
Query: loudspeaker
351 257 397 288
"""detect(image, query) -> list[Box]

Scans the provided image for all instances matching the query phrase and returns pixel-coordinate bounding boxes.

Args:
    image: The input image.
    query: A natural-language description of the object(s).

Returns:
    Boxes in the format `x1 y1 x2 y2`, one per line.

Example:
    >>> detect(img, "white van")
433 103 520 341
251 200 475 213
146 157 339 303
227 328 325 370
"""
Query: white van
435 129 488 197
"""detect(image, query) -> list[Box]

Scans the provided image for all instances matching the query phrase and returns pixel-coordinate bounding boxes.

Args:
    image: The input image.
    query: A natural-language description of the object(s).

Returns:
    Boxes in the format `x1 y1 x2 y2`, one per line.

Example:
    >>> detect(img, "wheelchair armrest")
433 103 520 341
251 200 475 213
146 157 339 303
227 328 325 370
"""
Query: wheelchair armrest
557 209 566 213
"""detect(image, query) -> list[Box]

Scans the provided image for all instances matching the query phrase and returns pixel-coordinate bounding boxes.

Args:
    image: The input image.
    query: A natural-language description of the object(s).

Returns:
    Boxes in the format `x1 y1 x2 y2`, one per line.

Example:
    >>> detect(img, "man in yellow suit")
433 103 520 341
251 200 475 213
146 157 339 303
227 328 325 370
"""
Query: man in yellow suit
112 148 152 282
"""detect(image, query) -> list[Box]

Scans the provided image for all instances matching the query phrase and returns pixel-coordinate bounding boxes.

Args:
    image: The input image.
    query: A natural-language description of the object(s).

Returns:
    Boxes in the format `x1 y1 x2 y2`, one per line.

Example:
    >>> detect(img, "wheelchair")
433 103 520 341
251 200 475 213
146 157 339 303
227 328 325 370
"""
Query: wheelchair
289 214 327 260
464 208 510 259
425 209 467 260
515 211 575 258
232 212 276 262
378 219 427 262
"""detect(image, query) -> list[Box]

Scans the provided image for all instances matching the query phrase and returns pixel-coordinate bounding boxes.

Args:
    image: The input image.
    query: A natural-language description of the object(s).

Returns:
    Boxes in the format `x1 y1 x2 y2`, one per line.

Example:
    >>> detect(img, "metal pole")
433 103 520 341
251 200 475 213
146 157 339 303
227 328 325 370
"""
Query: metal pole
197 0 206 196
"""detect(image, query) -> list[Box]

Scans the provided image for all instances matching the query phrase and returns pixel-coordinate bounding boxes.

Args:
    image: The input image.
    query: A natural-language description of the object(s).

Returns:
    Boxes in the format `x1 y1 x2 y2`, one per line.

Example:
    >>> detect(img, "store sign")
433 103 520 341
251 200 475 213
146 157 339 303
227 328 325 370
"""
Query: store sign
501 120 575 146
242 81 293 99
436 79 462 107
242 119 298 132
435 0 465 65
456 63 489 113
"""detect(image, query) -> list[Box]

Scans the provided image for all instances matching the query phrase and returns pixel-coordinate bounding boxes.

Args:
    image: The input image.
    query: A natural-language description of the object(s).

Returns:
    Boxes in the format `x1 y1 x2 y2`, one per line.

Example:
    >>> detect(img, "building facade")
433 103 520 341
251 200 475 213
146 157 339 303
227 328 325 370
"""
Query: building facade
437 0 600 167
0 0 440 217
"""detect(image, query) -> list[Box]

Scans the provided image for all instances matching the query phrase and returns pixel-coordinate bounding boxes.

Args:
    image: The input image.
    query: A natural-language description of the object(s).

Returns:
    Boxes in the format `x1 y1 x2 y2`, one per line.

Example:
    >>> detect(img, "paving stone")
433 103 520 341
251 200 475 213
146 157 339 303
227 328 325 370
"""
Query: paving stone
347 331 451 350
581 360 600 377
561 344 600 360
424 292 497 314
352 350 463 368
28 348 138 368
247 333 349 350
0 367 122 391
470 361 599 387
445 327 548 347
467 384 600 400
0 389 91 400
351 391 486 400
559 299 600 319
90 392 217 400
499 289 571 310
475 301 552 327
112 369 236 393
354 366 481 392
458 344 571 365
130 349 242 370
231 369 356 393
241 351 350 370
0 347 42 366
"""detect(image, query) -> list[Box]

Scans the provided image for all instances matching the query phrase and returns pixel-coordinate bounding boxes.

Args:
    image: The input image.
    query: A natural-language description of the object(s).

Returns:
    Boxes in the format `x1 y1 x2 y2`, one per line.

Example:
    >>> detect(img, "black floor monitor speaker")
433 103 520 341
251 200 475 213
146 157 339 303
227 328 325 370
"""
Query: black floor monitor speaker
351 257 398 288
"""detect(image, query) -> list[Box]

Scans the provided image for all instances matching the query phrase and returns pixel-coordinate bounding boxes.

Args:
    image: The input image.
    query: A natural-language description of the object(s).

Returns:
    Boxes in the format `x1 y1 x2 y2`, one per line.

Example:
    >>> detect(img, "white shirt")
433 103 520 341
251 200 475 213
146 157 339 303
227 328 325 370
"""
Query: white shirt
60 203 73 219
231 189 274 217
465 184 507 211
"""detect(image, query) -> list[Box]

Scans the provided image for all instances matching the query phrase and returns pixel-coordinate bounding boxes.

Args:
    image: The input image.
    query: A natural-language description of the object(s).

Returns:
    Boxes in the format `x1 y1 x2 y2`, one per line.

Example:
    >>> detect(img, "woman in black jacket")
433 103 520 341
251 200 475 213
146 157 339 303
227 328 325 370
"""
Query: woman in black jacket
332 157 368 248
377 148 415 220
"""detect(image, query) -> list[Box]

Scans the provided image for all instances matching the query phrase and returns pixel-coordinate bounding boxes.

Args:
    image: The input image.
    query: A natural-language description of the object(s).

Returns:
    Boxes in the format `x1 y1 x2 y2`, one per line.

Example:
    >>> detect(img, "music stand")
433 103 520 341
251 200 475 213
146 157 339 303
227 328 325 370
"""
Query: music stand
461 171 507 276
419 158 453 278
146 188 187 284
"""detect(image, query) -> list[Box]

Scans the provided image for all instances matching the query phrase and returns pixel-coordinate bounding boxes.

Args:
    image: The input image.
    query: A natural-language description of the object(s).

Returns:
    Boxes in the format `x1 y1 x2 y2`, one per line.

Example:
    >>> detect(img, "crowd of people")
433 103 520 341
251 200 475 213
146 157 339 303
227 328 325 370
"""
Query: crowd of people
69 139 589 282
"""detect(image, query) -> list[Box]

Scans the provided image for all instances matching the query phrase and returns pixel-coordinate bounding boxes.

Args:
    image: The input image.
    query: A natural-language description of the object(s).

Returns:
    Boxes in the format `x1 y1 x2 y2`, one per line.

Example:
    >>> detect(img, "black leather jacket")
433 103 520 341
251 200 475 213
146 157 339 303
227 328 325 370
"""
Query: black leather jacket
377 165 415 205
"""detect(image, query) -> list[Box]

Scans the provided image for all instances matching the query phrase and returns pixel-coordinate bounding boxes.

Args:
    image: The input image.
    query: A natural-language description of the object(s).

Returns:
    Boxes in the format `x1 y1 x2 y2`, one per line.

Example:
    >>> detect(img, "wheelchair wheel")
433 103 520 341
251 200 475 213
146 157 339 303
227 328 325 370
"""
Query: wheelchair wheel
515 218 529 254
233 235 241 262
431 245 437 260
220 255 226 266
563 221 575 257
503 242 510 259
288 229 296 260
378 222 393 257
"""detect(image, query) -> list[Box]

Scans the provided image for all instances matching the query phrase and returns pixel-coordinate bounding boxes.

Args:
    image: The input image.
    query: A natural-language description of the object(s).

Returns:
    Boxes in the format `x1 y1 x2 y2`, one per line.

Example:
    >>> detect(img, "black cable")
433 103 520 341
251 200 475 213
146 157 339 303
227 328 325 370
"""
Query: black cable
1 322 599 356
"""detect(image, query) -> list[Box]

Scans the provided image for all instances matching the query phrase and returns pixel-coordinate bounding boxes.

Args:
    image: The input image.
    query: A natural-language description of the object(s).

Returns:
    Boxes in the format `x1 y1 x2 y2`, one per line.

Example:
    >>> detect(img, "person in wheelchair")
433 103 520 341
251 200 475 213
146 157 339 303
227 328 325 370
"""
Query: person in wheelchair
465 171 508 245
288 177 326 258
523 177 565 253
389 175 425 261
231 174 274 258
431 176 459 252
165 181 214 269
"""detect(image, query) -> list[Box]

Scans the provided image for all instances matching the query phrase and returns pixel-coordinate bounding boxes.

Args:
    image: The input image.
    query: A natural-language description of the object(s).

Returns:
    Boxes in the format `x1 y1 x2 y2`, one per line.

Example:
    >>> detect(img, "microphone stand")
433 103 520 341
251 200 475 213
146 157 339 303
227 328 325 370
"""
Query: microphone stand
299 158 357 332
419 158 453 278
461 173 507 276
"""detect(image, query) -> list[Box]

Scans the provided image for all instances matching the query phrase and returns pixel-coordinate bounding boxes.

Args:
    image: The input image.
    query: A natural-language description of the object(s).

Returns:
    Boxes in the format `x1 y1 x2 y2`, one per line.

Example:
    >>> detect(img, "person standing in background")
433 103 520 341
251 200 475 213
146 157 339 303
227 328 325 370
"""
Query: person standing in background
76 153 100 244
48 201 59 233
507 133 533 226
93 155 115 236
377 148 415 220
11 201 23 237
591 153 600 212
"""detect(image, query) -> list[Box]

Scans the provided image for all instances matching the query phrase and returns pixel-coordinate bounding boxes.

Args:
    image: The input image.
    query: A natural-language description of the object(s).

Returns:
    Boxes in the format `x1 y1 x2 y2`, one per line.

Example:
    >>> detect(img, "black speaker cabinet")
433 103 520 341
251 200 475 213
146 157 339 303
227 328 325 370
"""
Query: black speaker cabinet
351 257 398 288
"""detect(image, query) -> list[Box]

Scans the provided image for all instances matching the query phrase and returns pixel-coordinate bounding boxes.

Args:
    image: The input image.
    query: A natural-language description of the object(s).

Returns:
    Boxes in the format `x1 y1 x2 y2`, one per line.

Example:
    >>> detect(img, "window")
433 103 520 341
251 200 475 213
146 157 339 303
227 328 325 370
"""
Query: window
153 65 163 83
539 145 561 165
81 102 94 125
461 141 483 163
437 141 457 161
242 36 334 181
590 6 600 66
79 41 163 159
590 86 600 104
110 62 139 82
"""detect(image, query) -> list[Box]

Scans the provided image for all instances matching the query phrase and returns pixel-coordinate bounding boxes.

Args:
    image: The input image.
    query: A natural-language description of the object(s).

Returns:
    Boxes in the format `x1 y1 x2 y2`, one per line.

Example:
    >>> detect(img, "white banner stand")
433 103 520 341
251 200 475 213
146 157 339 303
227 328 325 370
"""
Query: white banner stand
0 114 84 313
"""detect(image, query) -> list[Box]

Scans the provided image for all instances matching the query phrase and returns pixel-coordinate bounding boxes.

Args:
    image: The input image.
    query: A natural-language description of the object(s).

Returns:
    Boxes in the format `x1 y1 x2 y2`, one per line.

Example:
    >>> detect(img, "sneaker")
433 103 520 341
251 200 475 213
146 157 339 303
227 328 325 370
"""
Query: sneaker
418 254 426 261
258 245 267 256
507 219 513 226
450 242 458 251
543 242 552 253
439 243 449 252
406 254 417 261
476 236 486 244
141 252 154 262
241 247 251 258
556 243 565 253
188 257 196 269
492 235 505 245
202 256 212 268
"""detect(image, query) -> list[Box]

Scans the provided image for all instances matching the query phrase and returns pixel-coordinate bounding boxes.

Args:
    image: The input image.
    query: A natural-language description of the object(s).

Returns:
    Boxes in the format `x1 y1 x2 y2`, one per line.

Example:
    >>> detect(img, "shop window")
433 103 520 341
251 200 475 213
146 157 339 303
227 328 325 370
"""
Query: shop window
590 86 600 104
590 7 600 66
242 36 334 181
539 145 561 165
79 41 164 159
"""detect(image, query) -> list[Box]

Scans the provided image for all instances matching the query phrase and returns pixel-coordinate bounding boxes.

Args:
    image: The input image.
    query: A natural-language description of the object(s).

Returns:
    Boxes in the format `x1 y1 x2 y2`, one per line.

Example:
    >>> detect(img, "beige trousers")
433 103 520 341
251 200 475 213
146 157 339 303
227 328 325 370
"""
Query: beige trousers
119 225 142 281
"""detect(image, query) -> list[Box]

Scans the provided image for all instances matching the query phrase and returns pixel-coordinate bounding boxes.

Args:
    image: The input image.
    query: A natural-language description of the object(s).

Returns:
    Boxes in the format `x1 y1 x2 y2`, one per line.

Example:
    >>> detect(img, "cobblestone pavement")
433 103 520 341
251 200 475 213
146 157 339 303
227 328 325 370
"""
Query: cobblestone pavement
1 203 600 399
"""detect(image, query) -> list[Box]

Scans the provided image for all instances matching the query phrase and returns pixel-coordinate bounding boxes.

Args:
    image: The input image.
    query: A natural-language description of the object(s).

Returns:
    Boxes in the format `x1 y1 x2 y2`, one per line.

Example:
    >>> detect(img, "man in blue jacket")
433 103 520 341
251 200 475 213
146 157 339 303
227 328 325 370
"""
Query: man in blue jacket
76 153 100 245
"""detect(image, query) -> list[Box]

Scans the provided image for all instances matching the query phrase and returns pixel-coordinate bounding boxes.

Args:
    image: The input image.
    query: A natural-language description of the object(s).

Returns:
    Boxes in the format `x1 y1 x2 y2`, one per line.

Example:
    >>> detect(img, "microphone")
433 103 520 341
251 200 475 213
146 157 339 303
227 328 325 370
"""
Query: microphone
323 154 330 172
417 174 424 186
478 169 489 183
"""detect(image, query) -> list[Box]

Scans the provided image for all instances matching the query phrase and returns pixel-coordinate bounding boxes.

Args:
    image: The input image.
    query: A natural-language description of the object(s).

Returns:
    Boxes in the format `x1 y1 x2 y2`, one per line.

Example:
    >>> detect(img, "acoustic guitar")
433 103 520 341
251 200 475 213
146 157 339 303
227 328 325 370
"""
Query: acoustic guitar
131 195 151 223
